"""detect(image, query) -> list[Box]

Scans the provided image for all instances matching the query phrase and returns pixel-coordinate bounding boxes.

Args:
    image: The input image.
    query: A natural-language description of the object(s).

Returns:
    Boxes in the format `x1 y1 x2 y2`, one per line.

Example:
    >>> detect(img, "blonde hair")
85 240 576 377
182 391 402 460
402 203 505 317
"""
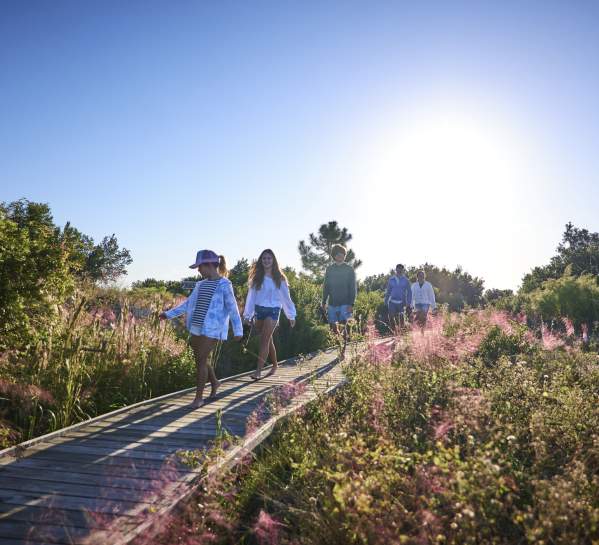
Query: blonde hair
218 255 228 277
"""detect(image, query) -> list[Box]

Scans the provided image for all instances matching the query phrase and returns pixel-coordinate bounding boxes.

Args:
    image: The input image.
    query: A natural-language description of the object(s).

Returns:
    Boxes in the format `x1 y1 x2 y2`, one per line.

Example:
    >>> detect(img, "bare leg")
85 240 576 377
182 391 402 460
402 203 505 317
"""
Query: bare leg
340 321 350 358
266 337 278 376
207 365 220 398
190 335 217 408
252 318 277 379
329 322 345 360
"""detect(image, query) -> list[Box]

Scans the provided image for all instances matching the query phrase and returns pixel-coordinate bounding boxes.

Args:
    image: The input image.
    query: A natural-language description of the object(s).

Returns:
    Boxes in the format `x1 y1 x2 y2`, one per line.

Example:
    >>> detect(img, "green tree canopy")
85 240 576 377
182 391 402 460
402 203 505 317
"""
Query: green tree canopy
0 199 133 351
363 263 485 311
408 264 484 311
525 269 599 331
0 200 74 351
298 221 361 278
521 222 599 293
84 234 132 284
484 288 514 306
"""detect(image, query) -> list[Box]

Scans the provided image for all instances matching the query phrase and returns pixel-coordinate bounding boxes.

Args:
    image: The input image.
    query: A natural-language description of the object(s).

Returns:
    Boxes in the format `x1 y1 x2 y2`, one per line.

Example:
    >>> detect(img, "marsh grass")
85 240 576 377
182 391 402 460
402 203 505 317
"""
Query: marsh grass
153 310 599 545
0 287 194 446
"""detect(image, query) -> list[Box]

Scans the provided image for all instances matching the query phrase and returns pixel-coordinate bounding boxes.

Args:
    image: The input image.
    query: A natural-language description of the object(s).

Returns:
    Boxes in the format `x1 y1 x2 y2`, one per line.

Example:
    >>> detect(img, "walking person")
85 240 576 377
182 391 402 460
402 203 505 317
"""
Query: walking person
160 250 243 408
411 270 436 331
384 264 412 332
321 244 357 360
243 249 296 379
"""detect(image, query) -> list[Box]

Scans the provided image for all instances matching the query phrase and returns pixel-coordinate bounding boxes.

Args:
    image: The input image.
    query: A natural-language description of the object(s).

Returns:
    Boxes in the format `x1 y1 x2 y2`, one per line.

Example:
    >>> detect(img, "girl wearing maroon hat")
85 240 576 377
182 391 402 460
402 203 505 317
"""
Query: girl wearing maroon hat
160 250 243 408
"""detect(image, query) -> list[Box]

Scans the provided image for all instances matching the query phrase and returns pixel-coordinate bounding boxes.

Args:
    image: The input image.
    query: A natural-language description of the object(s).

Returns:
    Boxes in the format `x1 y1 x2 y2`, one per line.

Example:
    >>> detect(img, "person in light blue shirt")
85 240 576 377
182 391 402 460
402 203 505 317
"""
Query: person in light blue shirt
384 264 412 331
160 250 243 408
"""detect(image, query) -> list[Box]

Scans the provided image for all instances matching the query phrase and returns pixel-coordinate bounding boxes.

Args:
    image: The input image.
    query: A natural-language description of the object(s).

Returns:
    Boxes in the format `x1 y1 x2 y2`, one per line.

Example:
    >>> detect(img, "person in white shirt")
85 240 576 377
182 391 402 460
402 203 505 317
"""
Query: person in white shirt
243 249 296 379
411 270 436 330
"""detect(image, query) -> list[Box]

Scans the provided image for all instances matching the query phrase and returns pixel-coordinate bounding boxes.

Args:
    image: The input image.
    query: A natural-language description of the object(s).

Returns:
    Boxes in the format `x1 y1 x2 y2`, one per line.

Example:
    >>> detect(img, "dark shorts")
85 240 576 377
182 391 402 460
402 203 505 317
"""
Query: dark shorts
415 303 430 313
255 305 281 321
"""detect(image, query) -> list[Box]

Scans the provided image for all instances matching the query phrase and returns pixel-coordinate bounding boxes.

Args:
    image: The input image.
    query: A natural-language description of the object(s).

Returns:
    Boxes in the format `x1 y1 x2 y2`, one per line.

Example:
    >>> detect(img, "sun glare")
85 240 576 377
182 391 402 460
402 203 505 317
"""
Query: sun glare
355 107 532 280
370 111 523 206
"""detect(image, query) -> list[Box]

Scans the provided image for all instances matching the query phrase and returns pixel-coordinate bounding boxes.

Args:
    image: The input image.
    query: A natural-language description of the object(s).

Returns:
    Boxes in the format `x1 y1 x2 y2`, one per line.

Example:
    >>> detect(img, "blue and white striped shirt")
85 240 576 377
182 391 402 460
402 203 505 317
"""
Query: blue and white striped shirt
190 279 220 334
164 277 243 340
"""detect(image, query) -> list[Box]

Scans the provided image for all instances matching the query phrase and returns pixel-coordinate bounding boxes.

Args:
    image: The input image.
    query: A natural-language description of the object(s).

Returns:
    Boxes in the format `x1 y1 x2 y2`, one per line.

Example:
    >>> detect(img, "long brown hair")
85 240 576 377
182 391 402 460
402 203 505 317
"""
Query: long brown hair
249 249 286 289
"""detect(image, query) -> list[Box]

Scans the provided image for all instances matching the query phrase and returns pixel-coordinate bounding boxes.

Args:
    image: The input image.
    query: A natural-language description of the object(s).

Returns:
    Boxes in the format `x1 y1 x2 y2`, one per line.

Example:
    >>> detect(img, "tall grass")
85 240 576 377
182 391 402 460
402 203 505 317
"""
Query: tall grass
151 310 599 545
0 287 194 447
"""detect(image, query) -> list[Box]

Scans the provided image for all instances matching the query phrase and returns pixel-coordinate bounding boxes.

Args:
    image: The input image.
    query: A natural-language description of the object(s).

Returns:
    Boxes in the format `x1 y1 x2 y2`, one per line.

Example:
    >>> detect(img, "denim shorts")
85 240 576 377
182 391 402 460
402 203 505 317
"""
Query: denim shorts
327 304 352 324
415 303 430 313
388 301 405 315
255 305 281 321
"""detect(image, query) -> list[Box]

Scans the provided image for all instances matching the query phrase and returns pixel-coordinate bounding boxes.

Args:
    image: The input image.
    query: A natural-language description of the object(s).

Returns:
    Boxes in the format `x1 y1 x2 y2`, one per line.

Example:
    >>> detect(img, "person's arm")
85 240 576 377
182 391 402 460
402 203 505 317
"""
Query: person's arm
243 286 256 321
348 267 357 307
224 282 243 338
384 278 392 306
410 284 416 308
405 278 413 307
279 281 297 322
321 268 330 306
163 286 195 319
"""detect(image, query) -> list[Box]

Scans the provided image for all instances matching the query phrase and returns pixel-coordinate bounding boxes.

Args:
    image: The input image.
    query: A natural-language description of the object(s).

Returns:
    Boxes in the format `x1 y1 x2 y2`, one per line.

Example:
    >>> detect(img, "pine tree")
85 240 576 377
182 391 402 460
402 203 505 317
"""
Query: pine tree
298 221 361 278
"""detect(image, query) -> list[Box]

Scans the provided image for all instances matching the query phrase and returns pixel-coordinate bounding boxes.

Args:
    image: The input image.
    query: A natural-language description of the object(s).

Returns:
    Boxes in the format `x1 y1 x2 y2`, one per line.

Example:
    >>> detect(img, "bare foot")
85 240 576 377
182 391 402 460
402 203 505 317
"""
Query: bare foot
250 374 261 380
209 380 221 399
190 398 204 409
265 366 277 377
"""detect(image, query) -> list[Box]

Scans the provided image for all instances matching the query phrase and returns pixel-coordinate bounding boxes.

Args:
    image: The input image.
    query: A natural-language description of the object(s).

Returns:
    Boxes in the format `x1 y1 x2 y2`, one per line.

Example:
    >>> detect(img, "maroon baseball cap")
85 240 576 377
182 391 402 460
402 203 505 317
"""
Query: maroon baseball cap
189 249 219 269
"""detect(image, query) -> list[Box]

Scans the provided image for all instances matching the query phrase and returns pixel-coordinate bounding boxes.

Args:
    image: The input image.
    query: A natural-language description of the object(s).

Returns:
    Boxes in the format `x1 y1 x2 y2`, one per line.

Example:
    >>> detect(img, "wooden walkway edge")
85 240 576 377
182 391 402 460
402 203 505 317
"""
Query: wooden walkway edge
0 345 356 545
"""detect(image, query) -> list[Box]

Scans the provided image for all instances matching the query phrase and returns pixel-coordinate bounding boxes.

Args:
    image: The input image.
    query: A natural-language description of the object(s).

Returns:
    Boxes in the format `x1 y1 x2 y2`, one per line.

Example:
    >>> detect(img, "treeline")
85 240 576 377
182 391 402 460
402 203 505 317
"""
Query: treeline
489 222 599 338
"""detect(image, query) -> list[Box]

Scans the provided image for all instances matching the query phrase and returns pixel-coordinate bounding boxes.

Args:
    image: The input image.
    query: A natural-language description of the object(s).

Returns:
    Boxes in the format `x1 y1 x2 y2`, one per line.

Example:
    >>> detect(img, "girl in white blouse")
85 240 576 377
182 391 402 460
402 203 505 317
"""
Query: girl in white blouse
243 249 296 379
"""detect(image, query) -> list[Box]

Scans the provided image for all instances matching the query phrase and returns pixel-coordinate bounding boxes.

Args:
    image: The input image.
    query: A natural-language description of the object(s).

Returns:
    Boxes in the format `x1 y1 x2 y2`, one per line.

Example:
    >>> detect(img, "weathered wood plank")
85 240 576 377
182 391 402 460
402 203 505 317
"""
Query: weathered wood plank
0 449 192 472
0 467 171 492
0 478 161 503
0 457 191 482
0 518 127 544
0 489 166 517
57 431 211 451
0 503 143 530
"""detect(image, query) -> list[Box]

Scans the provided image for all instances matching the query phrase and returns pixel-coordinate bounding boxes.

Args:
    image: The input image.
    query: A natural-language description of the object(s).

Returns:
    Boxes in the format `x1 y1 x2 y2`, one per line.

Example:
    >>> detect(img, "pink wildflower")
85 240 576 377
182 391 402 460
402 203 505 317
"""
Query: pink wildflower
562 317 575 337
581 323 589 343
540 322 564 350
252 509 284 545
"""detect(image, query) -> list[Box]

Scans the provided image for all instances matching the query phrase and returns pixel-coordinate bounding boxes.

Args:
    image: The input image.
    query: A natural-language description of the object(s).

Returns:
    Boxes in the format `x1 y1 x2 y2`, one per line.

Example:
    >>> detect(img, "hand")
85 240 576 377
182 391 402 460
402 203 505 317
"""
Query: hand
234 335 243 342
158 312 167 320
289 319 296 328
243 316 252 326
347 306 353 313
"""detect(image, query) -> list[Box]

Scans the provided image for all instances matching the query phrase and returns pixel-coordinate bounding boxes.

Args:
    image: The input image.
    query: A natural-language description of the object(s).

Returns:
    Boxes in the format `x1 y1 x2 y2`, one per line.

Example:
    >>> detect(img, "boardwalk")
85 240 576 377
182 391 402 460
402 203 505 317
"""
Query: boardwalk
0 348 348 545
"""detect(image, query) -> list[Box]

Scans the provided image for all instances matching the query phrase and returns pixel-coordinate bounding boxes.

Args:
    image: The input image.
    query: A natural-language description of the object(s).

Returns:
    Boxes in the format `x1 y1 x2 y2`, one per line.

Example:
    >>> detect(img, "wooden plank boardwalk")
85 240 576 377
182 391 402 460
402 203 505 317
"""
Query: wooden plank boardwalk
0 347 350 545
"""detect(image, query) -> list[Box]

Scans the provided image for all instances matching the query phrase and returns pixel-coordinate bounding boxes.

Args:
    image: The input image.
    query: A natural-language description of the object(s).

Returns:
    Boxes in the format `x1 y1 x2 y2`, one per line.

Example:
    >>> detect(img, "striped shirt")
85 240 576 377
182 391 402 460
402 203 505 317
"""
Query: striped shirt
190 279 220 332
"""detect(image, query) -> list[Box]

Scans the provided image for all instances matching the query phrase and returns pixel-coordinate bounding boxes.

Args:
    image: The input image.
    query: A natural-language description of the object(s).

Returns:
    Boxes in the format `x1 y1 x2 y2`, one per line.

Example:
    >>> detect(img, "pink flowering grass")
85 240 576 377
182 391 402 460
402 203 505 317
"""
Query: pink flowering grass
146 310 599 545
0 286 194 445
252 509 285 545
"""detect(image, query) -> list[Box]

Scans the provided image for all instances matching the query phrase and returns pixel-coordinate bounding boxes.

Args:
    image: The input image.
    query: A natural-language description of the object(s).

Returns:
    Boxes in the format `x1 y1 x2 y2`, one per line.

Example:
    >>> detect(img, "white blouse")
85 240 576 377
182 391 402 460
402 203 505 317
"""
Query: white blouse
243 276 297 320
411 281 437 309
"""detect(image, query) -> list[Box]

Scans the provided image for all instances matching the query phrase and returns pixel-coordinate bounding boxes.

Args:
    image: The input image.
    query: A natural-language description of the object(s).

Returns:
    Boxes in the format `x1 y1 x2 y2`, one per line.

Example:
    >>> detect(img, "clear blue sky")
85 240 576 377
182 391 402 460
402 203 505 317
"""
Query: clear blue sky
2 1 598 290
